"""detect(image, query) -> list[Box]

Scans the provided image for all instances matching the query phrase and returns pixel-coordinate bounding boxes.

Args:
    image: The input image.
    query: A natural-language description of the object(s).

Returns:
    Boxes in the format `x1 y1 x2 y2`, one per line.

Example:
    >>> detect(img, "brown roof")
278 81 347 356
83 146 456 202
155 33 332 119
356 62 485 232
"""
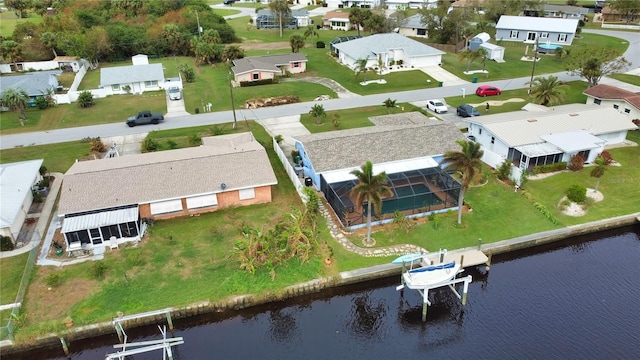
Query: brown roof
323 11 350 20
53 56 78 62
583 84 636 99
58 133 277 215
626 95 640 110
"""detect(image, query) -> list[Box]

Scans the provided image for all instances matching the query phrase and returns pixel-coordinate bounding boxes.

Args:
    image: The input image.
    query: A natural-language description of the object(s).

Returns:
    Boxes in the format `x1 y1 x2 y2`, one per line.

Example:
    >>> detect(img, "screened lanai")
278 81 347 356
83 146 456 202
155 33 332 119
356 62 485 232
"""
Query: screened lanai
322 167 460 229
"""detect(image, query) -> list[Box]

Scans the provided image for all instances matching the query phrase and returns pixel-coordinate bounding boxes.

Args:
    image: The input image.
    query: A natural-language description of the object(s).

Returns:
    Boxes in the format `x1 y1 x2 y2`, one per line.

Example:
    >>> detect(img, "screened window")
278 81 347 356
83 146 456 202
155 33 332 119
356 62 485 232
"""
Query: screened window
144 80 158 87
510 30 519 39
239 188 256 200
112 84 120 91
417 29 426 36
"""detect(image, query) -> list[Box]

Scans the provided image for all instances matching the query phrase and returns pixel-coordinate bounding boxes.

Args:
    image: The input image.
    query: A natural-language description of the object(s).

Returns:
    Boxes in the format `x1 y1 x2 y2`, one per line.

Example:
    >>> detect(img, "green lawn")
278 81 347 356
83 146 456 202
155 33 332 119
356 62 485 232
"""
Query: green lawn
609 73 640 86
0 11 42 38
0 253 29 325
300 103 425 133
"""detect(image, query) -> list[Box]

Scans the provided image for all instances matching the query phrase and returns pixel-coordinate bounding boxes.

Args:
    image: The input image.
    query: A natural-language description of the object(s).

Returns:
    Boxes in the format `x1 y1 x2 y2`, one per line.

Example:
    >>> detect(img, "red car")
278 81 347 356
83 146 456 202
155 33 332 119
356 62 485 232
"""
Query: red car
475 85 501 97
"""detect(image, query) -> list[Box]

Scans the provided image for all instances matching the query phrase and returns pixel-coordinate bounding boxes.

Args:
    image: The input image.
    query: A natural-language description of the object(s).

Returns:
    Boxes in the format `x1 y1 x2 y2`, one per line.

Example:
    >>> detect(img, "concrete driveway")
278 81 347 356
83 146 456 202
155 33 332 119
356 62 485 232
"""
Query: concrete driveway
256 115 310 154
165 88 189 118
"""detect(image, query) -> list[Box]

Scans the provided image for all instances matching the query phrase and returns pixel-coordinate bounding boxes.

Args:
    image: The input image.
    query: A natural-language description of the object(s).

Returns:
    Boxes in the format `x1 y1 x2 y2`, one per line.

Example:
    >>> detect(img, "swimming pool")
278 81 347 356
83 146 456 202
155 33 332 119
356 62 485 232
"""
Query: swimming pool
538 44 562 54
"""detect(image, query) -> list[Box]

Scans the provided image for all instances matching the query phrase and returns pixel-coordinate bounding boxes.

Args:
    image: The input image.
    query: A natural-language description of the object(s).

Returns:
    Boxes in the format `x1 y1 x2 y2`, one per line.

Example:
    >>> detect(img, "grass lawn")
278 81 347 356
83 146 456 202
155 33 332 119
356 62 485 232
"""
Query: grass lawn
0 12 42 38
0 253 29 325
609 73 640 86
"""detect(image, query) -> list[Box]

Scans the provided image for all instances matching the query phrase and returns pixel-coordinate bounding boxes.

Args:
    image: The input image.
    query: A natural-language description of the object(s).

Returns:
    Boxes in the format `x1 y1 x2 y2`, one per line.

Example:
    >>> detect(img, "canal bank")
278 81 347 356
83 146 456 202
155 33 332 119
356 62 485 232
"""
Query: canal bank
2 213 639 355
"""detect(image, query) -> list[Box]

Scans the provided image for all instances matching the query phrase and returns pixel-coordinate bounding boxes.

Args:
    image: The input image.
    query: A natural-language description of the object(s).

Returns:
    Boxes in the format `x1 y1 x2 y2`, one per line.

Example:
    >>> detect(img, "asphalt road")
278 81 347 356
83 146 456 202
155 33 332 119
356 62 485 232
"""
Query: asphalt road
0 30 637 150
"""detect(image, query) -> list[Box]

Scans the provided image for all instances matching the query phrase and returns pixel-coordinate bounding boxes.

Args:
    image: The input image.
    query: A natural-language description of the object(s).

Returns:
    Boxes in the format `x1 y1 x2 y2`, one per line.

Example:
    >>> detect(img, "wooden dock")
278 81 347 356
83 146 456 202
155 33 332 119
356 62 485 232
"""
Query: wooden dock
422 249 489 269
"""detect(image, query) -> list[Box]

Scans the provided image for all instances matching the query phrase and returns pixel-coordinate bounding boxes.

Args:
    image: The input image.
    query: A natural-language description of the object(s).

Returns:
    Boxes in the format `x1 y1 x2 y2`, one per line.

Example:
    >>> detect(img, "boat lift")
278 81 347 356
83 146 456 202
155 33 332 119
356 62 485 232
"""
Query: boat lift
106 325 183 360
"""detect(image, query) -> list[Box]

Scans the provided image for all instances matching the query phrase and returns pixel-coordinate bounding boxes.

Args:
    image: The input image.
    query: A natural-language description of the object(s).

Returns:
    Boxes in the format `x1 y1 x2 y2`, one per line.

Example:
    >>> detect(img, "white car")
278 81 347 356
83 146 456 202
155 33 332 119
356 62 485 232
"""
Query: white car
168 86 181 101
426 99 448 113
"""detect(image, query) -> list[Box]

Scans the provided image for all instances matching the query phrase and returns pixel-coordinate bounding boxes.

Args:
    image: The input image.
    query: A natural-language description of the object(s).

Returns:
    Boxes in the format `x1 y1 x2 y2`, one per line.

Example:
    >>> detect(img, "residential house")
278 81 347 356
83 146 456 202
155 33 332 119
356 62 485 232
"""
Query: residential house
0 71 60 105
464 104 636 173
331 33 444 71
0 159 44 244
384 0 439 10
325 0 381 8
99 54 165 95
540 4 588 19
231 54 308 84
601 6 639 23
254 9 309 29
583 84 640 120
293 112 465 230
450 0 487 13
323 11 352 31
397 14 428 38
57 133 277 249
495 15 579 45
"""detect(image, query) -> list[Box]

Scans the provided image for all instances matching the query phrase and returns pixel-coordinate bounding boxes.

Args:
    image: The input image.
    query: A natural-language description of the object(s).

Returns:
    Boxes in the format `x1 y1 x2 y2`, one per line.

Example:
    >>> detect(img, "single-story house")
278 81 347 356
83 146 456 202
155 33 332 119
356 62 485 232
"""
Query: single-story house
495 15 579 45
601 6 639 23
293 112 465 229
254 9 308 29
323 11 352 31
464 104 636 172
331 33 445 71
99 54 165 95
57 133 277 249
451 0 487 13
523 4 588 19
0 159 44 244
583 84 640 120
325 0 381 9
384 0 438 11
231 54 307 83
397 14 428 38
0 71 60 105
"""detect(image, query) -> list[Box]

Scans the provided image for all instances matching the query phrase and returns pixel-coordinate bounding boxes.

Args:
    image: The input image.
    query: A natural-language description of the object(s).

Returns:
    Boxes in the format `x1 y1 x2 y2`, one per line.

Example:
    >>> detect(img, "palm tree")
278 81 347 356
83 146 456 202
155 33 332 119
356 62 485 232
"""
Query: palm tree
457 49 482 72
383 98 396 114
268 0 291 38
349 8 370 37
440 140 484 224
1 88 29 125
309 103 326 124
355 59 368 83
590 157 606 193
303 25 319 40
350 161 392 246
526 75 568 106
289 34 305 53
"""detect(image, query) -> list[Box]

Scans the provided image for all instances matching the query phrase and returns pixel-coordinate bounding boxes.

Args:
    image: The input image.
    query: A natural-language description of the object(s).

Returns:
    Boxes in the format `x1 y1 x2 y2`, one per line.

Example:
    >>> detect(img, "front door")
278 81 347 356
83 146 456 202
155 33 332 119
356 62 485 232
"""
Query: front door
527 32 537 41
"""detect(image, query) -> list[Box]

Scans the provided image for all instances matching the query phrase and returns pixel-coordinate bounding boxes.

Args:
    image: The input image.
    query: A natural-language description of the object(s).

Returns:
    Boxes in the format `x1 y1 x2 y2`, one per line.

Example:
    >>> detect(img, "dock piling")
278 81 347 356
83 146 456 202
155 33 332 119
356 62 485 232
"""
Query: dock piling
486 252 492 271
60 337 69 356
462 277 470 306
422 290 429 322
460 255 465 268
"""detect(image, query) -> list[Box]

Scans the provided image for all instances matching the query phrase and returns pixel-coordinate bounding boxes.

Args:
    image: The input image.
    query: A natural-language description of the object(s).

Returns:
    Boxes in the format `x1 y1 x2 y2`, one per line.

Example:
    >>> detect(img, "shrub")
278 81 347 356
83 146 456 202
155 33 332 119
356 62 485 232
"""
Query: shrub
90 139 106 153
316 41 325 48
90 262 107 280
496 160 512 181
142 138 159 152
77 91 94 108
599 151 613 165
274 135 284 144
567 184 587 203
0 235 14 251
166 139 178 149
568 154 585 171
291 150 300 163
45 272 62 287
32 190 43 203
37 178 50 188
39 165 47 176
178 63 195 83
189 134 202 146
532 162 566 175
209 125 224 135
35 97 49 109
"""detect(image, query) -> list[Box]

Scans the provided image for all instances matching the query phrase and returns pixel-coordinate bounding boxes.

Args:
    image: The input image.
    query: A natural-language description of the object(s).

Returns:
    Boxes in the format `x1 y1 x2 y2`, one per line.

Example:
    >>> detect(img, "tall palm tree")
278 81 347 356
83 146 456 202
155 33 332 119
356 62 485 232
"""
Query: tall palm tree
289 34 305 53
350 161 392 246
303 25 319 40
590 157 606 193
349 8 370 37
526 75 568 106
457 49 482 72
268 0 291 38
355 58 368 83
1 87 29 126
440 140 484 224
309 103 326 124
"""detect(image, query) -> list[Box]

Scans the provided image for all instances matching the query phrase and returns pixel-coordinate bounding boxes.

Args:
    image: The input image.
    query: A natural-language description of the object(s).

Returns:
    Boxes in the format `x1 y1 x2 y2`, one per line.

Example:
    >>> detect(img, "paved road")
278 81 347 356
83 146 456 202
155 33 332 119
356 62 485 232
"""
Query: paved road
1 30 638 150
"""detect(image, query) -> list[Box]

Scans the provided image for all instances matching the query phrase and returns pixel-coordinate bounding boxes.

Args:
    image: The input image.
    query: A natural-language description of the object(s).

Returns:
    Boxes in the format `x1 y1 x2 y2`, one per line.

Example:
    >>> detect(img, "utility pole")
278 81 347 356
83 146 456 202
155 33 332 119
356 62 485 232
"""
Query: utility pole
227 59 237 130
528 37 539 94
195 10 202 36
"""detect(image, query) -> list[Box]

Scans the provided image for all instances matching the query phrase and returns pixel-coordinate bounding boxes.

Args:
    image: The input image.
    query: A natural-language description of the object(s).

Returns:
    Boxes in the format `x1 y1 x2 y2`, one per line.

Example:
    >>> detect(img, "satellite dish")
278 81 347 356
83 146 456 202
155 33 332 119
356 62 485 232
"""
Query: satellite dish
221 183 226 190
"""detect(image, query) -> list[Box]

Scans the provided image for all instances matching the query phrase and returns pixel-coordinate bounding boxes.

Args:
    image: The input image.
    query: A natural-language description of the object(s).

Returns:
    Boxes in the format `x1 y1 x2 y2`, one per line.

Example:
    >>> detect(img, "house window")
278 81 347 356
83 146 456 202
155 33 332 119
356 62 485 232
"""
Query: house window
624 108 631 114
293 62 300 68
252 73 259 80
613 104 619 109
540 32 548 39
491 137 495 144
112 84 120 91
479 128 482 135
417 28 426 36
594 99 601 105
510 30 519 39
144 80 158 87
239 188 255 200
558 33 567 42
527 32 537 41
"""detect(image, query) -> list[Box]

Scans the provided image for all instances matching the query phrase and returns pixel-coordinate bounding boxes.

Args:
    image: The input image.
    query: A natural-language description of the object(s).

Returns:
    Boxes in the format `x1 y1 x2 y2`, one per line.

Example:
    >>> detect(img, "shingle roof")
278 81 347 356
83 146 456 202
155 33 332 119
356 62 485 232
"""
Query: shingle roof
544 4 588 14
401 14 427 29
58 133 277 215
100 63 164 86
232 54 308 76
332 33 444 61
465 104 636 147
294 113 464 173
0 159 43 228
0 71 60 97
496 15 579 33
584 84 640 111
323 11 350 20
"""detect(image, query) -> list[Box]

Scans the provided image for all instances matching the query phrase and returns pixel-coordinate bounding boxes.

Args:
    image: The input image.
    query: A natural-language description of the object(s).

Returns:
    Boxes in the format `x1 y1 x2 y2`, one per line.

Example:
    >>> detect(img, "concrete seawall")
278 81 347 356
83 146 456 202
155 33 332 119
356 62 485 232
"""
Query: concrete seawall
2 213 638 355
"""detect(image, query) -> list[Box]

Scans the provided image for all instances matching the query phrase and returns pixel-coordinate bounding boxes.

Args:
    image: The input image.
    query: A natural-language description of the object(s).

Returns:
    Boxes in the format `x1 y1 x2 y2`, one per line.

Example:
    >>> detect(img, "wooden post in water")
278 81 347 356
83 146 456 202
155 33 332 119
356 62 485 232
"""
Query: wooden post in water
486 252 492 271
115 321 123 343
422 290 429 322
460 255 465 268
166 311 174 330
60 337 69 356
462 277 470 306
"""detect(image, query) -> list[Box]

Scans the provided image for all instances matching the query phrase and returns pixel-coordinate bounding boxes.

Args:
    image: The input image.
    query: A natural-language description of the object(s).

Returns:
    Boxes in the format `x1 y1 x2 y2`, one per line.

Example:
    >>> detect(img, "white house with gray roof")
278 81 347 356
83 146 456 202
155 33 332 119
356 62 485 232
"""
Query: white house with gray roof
495 15 579 45
0 159 43 244
58 133 277 249
99 54 167 95
465 104 636 172
397 14 428 38
331 33 444 71
232 54 308 84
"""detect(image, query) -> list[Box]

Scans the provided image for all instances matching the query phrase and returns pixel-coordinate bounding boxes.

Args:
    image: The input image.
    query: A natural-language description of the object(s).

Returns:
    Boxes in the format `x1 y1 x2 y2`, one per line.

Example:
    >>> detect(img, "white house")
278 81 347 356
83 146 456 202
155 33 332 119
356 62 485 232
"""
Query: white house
0 159 43 244
465 104 636 172
323 11 352 31
99 54 166 95
583 84 640 120
495 15 579 45
397 14 428 38
331 33 444 71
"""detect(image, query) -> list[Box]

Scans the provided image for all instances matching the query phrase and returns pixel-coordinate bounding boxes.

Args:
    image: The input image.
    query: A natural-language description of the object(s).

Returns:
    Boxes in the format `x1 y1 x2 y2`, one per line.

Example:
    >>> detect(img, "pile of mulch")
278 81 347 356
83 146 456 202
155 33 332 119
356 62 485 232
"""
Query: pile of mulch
244 95 300 109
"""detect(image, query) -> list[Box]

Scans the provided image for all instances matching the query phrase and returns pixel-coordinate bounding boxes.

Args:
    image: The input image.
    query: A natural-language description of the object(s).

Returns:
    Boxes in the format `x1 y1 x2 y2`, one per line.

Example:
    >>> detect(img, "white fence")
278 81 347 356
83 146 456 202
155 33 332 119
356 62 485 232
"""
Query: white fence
272 138 306 202
481 145 524 185
54 63 113 104
601 23 640 30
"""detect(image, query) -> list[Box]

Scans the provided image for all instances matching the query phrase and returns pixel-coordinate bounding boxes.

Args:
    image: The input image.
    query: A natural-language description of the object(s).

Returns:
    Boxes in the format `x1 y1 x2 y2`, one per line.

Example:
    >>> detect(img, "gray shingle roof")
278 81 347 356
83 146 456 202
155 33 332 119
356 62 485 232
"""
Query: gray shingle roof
100 63 164 86
0 71 60 97
232 54 308 76
58 133 277 215
332 33 444 61
294 113 464 173
401 14 427 29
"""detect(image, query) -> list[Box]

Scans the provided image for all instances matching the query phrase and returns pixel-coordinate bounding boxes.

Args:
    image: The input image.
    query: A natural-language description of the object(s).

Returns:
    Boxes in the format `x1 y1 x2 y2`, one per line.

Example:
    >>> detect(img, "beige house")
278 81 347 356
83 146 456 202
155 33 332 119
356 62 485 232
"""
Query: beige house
323 11 352 31
231 54 308 84
58 133 277 249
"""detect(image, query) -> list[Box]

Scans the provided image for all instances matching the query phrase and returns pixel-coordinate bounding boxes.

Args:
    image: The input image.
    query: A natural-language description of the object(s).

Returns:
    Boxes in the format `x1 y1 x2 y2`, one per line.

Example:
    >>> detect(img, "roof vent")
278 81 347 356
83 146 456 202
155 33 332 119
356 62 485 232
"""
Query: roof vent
569 113 579 116
527 119 538 122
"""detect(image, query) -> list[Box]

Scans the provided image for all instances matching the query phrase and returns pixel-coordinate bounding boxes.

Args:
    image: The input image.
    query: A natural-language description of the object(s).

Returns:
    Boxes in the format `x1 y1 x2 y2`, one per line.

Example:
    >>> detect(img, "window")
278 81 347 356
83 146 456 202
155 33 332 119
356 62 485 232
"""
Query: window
491 137 495 144
613 104 619 109
293 62 300 68
510 30 519 39
594 99 601 105
417 28 426 36
150 199 183 215
624 108 631 114
527 32 536 41
558 33 567 42
112 84 120 91
479 128 482 135
252 73 259 80
186 194 217 209
239 188 256 200
144 80 158 87
540 32 548 39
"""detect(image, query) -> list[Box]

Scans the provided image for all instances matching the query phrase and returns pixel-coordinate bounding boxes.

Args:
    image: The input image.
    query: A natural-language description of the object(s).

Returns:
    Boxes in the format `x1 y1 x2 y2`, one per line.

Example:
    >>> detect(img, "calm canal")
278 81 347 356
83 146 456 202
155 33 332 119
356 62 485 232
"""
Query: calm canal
12 225 640 359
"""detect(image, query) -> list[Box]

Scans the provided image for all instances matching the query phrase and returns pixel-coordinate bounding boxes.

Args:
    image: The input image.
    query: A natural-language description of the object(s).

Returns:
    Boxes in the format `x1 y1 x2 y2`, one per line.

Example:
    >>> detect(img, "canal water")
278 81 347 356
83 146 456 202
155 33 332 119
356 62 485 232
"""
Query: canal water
11 225 640 359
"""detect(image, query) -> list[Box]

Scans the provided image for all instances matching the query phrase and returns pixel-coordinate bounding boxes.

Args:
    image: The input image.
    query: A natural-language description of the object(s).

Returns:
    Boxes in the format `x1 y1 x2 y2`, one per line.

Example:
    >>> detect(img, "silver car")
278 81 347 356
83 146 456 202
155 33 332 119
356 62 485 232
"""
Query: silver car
168 86 181 100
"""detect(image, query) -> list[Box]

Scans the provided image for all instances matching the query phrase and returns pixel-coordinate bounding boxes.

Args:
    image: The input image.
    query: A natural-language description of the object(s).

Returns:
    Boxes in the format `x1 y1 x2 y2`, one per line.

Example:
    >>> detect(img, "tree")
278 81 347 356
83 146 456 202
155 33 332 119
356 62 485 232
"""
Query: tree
308 103 326 125
289 34 305 53
1 88 29 125
5 0 31 19
355 58 369 83
1 40 22 68
179 63 195 83
350 161 392 246
77 90 94 108
419 2 473 44
590 157 607 193
363 13 388 34
526 75 568 106
440 140 484 224
349 8 371 36
303 25 319 39
191 29 224 64
40 32 58 57
457 49 483 72
269 0 291 38
609 0 640 25
383 98 396 114
222 45 245 61
565 47 630 87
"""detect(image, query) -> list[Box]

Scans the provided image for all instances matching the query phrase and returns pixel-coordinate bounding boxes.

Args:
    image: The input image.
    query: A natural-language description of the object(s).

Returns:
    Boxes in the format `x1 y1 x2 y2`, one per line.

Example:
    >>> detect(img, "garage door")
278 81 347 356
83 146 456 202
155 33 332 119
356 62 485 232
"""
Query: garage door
186 194 218 209
150 199 183 215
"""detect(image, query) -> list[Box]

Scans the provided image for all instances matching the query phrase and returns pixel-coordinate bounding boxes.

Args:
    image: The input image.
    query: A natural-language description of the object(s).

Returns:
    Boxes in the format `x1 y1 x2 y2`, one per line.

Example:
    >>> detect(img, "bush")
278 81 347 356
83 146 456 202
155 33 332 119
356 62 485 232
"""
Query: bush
496 159 512 181
35 97 49 109
39 165 47 176
532 162 567 175
599 151 613 165
240 78 275 87
189 134 202 146
568 154 585 171
90 139 106 153
0 235 14 251
45 272 62 287
90 262 107 280
166 139 178 149
567 184 587 203
316 41 325 48
77 91 94 108
291 150 300 163
142 138 159 152
178 63 195 83
274 135 284 144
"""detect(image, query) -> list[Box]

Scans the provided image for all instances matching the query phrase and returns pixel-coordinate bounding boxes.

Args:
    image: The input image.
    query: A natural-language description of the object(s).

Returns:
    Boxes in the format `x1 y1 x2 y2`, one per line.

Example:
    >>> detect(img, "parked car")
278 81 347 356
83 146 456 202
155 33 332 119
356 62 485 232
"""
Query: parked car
168 86 181 101
456 104 481 118
223 0 234 4
126 111 164 127
475 85 501 97
426 99 448 113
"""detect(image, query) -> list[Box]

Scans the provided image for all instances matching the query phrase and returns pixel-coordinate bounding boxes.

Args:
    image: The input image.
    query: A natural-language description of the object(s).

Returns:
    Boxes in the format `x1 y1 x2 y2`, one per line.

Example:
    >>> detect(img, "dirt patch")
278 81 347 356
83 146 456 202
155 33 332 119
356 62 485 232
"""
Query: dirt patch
231 41 289 51
244 95 300 109
560 188 604 217
467 98 526 107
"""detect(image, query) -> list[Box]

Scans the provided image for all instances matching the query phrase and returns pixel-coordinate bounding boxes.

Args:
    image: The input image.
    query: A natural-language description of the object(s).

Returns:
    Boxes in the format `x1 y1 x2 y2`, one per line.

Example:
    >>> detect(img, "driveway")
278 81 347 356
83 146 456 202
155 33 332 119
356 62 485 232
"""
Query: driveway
165 88 189 118
256 115 310 154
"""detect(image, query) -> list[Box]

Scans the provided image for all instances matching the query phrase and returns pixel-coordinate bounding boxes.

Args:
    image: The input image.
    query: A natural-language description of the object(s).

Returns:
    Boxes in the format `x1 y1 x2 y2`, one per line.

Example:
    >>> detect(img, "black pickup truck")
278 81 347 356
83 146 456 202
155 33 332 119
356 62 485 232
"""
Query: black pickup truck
126 111 164 127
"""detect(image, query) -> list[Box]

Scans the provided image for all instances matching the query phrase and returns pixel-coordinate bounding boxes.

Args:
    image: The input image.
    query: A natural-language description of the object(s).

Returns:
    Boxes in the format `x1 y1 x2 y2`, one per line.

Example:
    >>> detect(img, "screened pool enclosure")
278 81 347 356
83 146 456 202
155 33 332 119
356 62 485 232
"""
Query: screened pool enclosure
322 167 461 229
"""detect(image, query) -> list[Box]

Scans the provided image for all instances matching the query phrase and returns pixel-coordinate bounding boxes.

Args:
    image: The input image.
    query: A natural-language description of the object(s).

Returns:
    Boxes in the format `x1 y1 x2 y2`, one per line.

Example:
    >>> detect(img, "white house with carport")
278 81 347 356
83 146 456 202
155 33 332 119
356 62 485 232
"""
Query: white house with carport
464 104 636 173
0 159 43 244
583 84 640 120
293 112 465 230
495 15 579 45
99 54 166 95
331 33 444 72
